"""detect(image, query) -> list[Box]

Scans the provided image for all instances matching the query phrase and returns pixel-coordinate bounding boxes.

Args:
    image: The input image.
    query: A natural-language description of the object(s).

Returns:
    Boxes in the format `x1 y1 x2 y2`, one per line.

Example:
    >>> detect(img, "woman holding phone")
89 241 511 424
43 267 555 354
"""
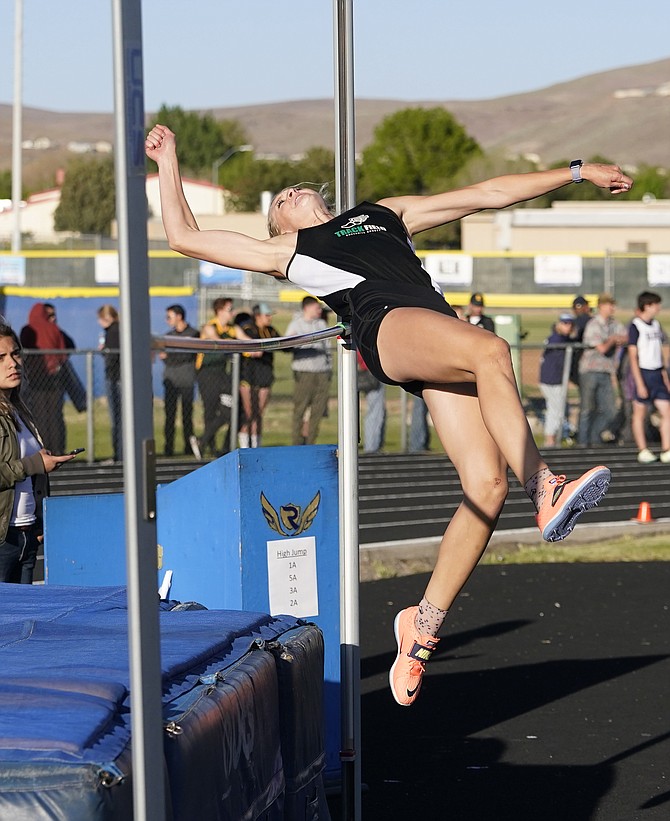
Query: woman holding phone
0 321 78 583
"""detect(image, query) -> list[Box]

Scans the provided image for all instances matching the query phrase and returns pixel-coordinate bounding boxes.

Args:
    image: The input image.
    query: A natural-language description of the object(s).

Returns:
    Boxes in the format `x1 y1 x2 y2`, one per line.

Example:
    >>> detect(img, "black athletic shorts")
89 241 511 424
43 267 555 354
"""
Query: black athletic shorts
346 279 459 396
241 359 275 389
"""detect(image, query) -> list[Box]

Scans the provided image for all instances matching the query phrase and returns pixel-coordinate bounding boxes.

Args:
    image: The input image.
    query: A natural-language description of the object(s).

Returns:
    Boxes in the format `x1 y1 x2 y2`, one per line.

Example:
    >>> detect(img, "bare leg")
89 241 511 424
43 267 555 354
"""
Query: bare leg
255 387 272 438
631 400 648 451
421 385 508 611
655 399 670 452
377 307 546 485
239 384 253 435
385 309 611 706
387 383 510 706
238 384 253 446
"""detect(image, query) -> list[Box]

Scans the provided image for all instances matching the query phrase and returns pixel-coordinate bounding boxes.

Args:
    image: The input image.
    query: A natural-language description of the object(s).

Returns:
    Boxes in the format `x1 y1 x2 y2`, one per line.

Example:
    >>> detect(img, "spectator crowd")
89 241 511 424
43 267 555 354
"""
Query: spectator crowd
538 291 670 464
5 290 670 465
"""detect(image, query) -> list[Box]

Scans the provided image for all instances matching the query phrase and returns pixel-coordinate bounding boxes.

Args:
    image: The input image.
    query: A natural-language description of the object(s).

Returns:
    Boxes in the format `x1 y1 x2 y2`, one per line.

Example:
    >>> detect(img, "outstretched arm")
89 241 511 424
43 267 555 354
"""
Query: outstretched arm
145 124 287 275
380 163 633 236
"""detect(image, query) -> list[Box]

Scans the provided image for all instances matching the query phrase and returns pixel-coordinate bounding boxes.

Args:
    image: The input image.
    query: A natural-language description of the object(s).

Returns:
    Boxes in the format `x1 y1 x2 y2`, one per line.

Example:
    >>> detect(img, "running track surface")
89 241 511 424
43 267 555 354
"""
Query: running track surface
327 562 670 820
50 446 670 545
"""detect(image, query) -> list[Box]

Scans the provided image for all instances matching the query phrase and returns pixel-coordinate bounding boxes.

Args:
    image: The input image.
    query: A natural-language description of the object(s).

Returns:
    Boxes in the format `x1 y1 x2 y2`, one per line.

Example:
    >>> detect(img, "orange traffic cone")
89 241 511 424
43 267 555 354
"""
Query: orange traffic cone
632 501 655 523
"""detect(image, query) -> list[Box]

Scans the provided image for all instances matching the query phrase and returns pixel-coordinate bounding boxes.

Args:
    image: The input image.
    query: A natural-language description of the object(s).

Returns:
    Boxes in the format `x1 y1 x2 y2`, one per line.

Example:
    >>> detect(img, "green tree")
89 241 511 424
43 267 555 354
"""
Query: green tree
0 170 29 200
449 150 539 190
415 152 541 249
622 164 670 200
147 105 250 178
527 155 664 207
357 107 481 202
222 157 292 212
0 170 12 200
223 147 335 213
291 147 336 189
54 156 116 236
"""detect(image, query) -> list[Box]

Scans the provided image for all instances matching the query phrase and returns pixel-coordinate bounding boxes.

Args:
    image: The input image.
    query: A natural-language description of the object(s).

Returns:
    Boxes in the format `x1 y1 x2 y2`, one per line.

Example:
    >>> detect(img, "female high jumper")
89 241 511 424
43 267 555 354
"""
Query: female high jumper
146 124 633 706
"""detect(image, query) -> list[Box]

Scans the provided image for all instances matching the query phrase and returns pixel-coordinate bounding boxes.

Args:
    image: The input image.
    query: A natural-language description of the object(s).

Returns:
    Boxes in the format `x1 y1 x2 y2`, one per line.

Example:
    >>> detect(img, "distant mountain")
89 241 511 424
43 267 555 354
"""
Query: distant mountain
1 58 668 189
202 58 670 168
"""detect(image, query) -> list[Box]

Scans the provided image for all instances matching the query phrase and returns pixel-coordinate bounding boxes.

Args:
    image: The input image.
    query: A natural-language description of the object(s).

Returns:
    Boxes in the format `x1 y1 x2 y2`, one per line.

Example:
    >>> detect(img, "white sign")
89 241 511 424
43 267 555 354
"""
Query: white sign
422 253 473 287
534 255 583 286
95 254 120 284
648 255 670 286
266 536 318 618
0 256 26 285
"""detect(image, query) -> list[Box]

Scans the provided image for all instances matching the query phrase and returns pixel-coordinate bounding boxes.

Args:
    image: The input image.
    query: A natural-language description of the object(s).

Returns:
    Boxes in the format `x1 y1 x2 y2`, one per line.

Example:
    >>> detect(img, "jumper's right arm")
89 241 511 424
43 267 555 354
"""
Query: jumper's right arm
145 124 286 276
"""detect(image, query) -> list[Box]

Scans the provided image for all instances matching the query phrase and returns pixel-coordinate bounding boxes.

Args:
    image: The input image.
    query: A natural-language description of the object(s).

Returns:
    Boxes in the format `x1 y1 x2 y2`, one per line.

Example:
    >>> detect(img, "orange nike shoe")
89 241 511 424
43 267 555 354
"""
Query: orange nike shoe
389 607 440 707
536 466 611 542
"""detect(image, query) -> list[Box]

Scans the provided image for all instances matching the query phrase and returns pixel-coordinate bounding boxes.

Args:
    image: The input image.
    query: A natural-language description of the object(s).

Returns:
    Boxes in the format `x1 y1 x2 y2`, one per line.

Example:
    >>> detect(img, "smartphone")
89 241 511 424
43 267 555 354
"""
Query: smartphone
68 448 86 455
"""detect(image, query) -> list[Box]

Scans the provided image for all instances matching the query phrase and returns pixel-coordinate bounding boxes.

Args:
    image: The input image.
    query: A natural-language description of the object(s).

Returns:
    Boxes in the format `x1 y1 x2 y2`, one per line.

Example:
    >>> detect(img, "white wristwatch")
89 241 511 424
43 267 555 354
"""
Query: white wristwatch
570 159 584 184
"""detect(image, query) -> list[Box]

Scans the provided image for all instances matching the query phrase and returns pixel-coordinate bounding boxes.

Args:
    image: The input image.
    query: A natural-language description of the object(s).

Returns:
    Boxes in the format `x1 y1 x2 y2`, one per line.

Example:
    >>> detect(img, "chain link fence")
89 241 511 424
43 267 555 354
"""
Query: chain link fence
20 339 340 461
19 340 601 460
19 317 658 459
20 348 118 462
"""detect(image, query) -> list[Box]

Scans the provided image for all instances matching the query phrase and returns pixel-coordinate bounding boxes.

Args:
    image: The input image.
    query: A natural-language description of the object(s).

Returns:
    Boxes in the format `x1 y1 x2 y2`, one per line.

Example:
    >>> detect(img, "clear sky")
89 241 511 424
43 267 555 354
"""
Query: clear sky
0 0 668 113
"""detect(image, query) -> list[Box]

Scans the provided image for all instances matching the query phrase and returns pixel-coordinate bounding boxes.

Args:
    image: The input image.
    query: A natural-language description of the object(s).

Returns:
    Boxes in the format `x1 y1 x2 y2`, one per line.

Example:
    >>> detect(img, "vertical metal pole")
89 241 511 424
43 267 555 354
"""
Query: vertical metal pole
400 389 408 452
559 345 574 445
333 1 361 819
111 2 166 820
11 0 23 252
604 249 613 295
86 351 94 463
230 352 240 451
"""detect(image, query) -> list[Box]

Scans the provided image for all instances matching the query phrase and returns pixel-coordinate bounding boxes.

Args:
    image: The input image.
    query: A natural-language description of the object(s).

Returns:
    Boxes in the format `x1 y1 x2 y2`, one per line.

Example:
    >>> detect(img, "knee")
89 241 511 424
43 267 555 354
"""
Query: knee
479 335 512 371
462 470 509 514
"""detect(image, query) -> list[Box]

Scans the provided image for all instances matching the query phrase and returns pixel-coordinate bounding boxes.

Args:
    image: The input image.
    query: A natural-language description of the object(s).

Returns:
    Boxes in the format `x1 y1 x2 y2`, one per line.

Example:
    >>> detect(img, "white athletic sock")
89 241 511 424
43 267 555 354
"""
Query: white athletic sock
238 432 250 448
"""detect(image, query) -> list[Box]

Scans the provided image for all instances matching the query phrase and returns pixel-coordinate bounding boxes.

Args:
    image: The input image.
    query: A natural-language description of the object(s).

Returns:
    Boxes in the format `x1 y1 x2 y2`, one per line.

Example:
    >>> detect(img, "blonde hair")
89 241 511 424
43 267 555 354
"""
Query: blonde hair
266 182 335 237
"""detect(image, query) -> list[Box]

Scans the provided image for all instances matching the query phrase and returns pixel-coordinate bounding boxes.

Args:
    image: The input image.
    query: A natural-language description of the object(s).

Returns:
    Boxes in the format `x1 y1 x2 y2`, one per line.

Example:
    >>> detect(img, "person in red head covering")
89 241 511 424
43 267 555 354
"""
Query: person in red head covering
19 303 67 453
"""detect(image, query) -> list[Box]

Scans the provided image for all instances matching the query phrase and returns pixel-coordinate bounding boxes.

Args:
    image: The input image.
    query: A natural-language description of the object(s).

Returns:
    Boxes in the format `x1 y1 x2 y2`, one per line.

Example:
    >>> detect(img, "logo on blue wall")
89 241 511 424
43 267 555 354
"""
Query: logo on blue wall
260 491 321 537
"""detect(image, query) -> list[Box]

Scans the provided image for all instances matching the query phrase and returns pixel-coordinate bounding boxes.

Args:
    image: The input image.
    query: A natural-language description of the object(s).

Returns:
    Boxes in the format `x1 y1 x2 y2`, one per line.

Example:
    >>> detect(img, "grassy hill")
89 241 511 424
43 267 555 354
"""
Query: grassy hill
1 57 668 190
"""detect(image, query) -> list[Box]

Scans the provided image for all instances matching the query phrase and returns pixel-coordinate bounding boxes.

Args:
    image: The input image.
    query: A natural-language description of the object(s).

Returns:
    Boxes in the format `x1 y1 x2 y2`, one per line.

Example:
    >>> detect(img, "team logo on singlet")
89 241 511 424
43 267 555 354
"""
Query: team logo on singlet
340 214 369 230
334 213 387 238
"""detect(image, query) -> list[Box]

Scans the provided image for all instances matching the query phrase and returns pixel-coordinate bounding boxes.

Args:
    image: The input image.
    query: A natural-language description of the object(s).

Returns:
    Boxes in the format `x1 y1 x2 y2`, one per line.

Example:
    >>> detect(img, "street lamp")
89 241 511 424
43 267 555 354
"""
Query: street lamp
211 144 253 214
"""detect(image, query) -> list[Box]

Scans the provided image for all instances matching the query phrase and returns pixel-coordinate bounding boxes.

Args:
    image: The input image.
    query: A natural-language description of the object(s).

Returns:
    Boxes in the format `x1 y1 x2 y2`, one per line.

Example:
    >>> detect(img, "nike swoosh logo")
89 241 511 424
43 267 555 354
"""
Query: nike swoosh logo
551 483 566 506
406 685 419 698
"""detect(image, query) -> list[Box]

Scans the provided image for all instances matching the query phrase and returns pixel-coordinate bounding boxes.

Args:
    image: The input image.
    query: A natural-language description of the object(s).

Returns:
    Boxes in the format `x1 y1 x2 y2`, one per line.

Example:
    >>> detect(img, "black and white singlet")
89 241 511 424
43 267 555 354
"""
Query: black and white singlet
285 201 458 392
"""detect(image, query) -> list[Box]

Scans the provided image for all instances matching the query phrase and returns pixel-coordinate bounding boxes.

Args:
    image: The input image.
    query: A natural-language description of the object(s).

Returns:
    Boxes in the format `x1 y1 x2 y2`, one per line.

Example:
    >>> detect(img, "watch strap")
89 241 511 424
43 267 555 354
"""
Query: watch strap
570 159 584 184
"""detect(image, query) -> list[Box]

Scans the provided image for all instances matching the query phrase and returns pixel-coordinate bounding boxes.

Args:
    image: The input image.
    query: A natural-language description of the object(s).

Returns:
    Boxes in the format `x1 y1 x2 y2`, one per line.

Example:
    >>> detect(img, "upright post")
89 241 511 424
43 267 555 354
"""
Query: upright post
333 1 361 819
85 351 94 463
11 0 23 253
111 2 166 819
400 390 408 452
559 345 574 445
604 249 613 294
230 352 241 451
